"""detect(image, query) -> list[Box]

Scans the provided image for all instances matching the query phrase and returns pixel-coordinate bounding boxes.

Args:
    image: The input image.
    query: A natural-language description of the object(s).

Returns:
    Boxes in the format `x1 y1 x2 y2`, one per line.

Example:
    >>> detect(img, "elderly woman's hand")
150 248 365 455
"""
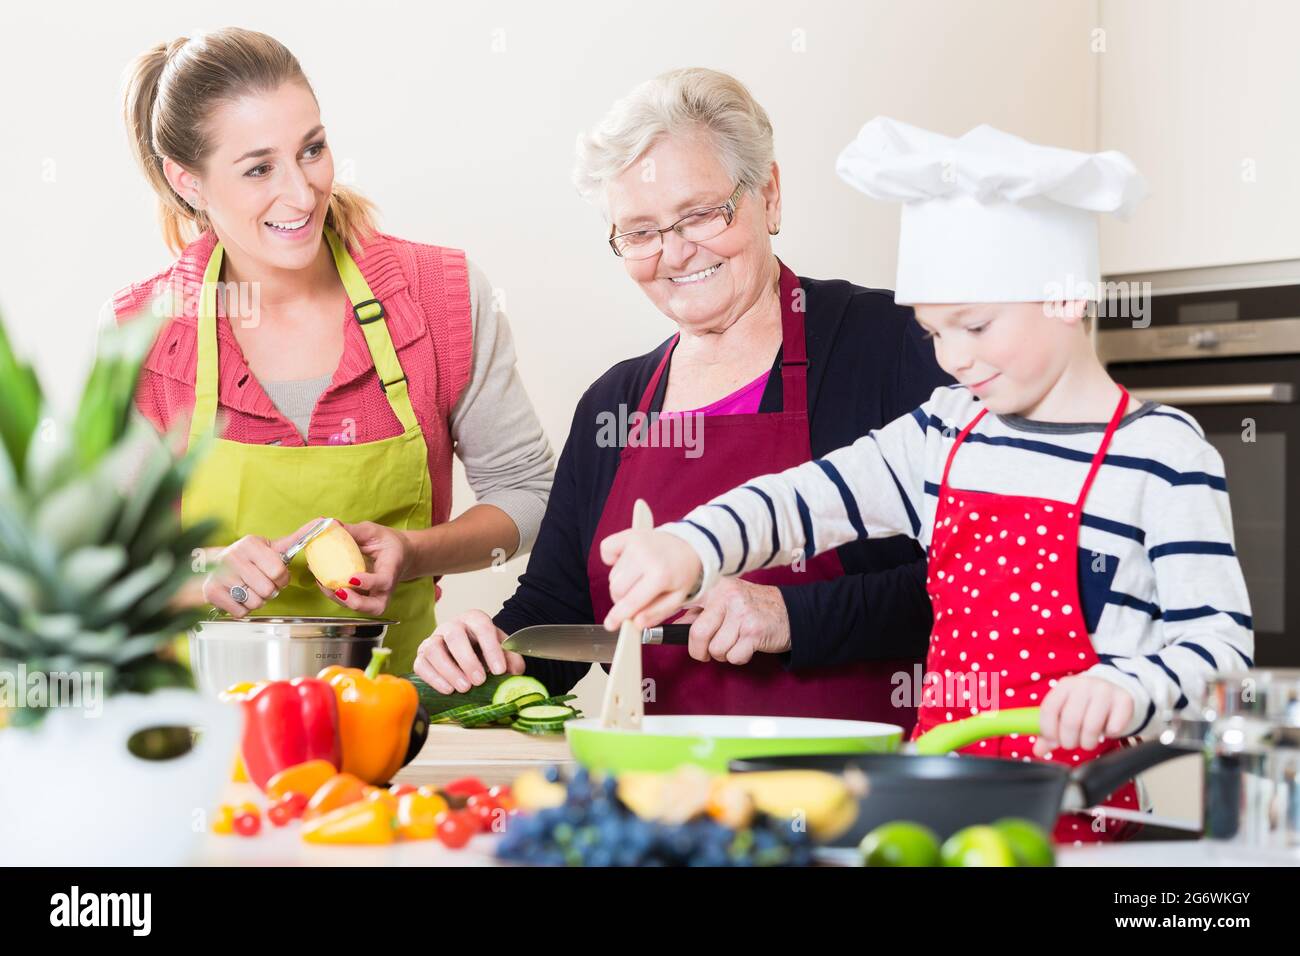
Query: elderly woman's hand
674 577 791 664
413 610 526 694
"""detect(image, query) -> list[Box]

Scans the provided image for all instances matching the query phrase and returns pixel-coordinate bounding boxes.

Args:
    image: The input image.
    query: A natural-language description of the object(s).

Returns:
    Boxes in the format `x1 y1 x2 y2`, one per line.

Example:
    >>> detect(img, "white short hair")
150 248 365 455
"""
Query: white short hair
572 67 775 218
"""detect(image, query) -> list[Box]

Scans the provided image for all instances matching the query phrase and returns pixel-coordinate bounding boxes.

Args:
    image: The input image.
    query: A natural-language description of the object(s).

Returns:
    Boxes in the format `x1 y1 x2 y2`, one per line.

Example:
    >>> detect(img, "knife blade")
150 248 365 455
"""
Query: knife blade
279 517 336 566
501 624 691 663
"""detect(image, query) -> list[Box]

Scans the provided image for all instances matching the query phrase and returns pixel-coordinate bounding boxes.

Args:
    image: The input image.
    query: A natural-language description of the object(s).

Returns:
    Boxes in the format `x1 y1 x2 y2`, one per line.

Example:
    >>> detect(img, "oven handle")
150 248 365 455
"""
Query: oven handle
1126 383 1295 406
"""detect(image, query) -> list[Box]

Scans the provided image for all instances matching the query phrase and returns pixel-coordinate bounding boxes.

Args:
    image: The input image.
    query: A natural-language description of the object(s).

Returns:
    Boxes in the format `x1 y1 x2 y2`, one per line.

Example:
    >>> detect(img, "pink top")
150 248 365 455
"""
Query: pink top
662 369 771 417
112 230 475 528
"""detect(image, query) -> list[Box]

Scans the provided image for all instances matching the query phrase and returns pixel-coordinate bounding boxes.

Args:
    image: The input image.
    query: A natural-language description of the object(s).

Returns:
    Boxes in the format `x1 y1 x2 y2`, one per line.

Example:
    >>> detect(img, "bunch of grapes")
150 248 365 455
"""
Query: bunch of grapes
495 766 814 867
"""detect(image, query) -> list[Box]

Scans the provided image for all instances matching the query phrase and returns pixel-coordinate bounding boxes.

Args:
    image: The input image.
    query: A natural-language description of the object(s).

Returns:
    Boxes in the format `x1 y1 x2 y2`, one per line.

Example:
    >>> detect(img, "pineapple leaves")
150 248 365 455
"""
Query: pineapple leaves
0 314 43 491
71 309 162 473
0 295 203 720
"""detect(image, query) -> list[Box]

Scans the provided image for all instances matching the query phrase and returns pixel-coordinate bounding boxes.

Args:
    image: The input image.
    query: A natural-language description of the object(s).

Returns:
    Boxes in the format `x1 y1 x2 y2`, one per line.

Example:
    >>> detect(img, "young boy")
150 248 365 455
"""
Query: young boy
599 119 1254 842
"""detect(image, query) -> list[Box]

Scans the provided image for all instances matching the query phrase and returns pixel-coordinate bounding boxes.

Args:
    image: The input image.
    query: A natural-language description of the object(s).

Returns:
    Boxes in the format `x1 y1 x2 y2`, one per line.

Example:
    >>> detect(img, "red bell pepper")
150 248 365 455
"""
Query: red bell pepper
240 678 342 791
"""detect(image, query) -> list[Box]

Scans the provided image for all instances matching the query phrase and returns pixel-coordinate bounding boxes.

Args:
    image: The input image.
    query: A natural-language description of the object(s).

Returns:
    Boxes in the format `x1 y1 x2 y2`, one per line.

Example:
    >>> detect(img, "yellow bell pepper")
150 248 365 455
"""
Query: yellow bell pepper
396 787 450 840
212 804 237 836
219 682 267 783
364 786 400 813
301 799 396 845
318 648 419 785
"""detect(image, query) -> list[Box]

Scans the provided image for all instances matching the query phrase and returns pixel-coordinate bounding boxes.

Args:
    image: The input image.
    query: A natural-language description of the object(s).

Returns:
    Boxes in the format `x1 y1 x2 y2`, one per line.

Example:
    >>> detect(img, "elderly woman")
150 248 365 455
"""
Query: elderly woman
414 68 950 726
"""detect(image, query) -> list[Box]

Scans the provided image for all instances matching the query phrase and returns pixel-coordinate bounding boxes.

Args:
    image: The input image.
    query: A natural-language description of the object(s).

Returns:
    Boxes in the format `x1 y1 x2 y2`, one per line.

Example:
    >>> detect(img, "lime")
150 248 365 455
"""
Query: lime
939 825 1018 867
858 821 942 867
993 817 1056 867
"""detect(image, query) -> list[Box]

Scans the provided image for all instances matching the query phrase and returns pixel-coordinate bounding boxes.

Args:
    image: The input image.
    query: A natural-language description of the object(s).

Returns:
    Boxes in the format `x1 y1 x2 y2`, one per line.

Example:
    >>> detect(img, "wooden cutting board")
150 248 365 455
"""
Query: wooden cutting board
392 723 576 789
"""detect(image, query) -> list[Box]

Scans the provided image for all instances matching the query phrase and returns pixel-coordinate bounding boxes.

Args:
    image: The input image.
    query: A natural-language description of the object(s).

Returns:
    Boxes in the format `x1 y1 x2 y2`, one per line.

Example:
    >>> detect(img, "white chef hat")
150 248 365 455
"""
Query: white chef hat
835 118 1148 305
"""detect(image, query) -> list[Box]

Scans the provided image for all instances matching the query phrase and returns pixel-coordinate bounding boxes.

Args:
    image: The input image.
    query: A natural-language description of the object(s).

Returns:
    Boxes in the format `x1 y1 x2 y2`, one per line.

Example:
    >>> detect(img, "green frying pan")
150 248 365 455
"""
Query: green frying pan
565 708 1044 774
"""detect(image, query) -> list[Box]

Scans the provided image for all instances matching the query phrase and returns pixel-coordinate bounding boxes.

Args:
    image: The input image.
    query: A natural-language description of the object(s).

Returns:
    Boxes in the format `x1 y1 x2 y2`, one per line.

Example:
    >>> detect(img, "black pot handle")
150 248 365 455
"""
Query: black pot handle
1067 739 1195 809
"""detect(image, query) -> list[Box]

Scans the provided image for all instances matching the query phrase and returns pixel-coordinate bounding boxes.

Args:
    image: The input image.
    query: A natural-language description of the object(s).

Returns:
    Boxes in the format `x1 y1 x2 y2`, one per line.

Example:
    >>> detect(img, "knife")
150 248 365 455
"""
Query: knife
501 624 691 663
279 517 336 566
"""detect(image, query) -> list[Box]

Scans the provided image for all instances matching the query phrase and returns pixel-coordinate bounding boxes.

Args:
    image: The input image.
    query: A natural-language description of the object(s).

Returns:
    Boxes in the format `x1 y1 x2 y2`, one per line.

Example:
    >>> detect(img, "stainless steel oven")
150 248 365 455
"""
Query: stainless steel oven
1097 259 1300 666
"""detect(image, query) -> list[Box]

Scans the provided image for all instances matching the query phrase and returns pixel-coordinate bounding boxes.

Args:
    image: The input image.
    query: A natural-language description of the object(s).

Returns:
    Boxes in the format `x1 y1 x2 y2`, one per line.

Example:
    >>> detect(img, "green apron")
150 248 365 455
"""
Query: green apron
181 228 437 673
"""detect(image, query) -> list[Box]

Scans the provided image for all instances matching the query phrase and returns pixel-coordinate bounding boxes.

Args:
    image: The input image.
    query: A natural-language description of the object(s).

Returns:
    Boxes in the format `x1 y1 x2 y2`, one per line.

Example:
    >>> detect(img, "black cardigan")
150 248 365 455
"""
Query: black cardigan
494 273 954 693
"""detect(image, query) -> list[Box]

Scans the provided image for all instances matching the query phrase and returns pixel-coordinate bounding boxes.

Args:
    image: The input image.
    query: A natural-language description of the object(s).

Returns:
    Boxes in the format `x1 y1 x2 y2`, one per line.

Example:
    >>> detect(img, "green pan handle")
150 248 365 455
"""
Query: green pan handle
913 707 1042 755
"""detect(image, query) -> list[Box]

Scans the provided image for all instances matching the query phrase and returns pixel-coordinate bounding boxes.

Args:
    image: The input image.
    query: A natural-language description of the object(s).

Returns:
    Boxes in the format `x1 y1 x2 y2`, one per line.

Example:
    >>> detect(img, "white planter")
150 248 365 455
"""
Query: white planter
0 689 240 866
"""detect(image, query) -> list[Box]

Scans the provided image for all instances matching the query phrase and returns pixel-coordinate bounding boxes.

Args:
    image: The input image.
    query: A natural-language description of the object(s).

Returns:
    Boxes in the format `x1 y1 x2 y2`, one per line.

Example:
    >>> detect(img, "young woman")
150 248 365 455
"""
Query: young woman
113 28 553 672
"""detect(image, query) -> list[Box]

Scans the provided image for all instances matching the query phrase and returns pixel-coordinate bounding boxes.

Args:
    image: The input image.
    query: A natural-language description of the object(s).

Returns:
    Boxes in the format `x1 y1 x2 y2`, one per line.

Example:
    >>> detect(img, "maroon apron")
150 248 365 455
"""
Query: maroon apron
912 385 1141 842
586 263 919 727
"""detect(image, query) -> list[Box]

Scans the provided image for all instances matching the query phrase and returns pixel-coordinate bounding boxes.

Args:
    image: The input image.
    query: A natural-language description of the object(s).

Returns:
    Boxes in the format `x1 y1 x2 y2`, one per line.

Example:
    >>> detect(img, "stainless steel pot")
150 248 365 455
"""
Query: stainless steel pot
1166 668 1300 847
188 616 396 697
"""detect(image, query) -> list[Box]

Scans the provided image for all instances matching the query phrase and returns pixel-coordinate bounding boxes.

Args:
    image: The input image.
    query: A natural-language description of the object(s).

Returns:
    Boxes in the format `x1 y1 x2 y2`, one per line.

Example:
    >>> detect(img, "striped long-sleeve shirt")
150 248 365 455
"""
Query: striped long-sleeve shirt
663 384 1255 739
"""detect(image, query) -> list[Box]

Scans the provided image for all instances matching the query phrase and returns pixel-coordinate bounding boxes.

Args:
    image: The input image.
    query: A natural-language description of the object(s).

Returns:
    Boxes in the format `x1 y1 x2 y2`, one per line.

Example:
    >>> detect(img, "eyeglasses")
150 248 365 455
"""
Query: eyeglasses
608 183 746 259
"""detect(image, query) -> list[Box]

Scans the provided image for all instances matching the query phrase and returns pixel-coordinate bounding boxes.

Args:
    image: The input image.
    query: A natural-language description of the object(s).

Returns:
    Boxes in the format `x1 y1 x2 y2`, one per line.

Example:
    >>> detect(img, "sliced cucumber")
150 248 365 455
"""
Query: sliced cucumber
533 694 577 708
455 700 522 728
512 720 568 736
491 675 549 706
516 704 577 722
430 701 487 724
453 691 553 729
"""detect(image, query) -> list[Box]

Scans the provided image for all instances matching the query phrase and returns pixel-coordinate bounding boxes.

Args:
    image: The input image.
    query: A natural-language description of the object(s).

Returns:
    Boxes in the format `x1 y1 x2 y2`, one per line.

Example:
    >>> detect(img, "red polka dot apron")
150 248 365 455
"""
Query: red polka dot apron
911 386 1142 843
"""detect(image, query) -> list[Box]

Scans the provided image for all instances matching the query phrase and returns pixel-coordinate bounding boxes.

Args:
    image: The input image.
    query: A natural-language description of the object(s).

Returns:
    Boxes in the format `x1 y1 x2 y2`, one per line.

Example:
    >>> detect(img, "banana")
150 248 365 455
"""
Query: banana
716 770 859 842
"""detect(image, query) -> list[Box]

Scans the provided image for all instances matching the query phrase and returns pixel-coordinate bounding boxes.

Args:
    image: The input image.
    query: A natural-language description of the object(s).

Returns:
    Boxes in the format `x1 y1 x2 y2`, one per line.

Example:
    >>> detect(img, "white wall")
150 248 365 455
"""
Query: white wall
0 0 1099 620
7 0 1213 825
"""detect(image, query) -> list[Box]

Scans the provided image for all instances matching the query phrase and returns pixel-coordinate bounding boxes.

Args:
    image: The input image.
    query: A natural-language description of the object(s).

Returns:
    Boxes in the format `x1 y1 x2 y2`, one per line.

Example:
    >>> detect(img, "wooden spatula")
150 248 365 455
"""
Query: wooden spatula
599 498 653 730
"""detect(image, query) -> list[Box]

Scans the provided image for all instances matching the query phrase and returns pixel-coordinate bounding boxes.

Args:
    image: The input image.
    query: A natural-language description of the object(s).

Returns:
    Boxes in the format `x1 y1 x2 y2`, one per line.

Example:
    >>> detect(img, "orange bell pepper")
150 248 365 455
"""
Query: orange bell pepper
266 759 338 801
396 787 449 841
304 772 367 820
301 799 397 845
318 647 419 785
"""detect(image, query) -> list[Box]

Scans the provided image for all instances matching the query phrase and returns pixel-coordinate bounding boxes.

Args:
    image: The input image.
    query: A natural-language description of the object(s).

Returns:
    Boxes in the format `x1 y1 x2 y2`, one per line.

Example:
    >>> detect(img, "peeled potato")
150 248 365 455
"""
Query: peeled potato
304 521 366 590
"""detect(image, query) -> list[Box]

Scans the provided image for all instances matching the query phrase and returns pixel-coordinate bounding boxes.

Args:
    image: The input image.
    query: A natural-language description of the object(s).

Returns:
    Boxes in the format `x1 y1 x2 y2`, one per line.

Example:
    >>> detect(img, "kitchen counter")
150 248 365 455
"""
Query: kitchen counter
195 723 573 866
193 725 1300 867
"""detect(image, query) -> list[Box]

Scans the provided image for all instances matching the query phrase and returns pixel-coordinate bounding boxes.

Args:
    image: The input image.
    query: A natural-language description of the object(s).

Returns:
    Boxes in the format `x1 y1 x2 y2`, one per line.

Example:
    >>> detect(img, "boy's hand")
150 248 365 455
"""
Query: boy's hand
600 529 704 632
1033 675 1135 757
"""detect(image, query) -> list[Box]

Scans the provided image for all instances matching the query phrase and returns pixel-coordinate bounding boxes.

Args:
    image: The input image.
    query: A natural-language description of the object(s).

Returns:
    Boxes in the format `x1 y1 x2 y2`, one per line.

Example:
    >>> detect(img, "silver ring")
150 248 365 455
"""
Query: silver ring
229 584 249 605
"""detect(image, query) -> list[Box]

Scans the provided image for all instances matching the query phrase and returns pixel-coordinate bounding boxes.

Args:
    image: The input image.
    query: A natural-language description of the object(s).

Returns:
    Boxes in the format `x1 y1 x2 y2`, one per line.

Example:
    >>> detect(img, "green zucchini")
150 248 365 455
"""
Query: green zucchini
406 674 504 720
491 675 549 705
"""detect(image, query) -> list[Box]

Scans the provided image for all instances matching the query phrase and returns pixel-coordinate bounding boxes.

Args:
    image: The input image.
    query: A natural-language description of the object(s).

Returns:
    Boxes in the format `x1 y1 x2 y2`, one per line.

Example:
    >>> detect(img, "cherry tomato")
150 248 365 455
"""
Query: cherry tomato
467 801 499 832
435 810 475 849
267 792 307 827
282 791 310 819
233 810 262 837
389 783 418 798
444 776 488 797
487 785 516 811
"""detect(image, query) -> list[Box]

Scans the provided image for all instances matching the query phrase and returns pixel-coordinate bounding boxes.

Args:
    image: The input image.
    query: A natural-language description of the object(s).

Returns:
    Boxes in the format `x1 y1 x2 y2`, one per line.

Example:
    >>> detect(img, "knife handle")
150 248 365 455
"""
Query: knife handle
644 624 692 645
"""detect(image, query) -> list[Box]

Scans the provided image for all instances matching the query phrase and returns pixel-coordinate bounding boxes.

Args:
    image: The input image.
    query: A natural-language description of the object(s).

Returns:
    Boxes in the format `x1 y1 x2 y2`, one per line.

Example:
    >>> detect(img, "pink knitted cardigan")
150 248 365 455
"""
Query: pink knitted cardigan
112 230 474 528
